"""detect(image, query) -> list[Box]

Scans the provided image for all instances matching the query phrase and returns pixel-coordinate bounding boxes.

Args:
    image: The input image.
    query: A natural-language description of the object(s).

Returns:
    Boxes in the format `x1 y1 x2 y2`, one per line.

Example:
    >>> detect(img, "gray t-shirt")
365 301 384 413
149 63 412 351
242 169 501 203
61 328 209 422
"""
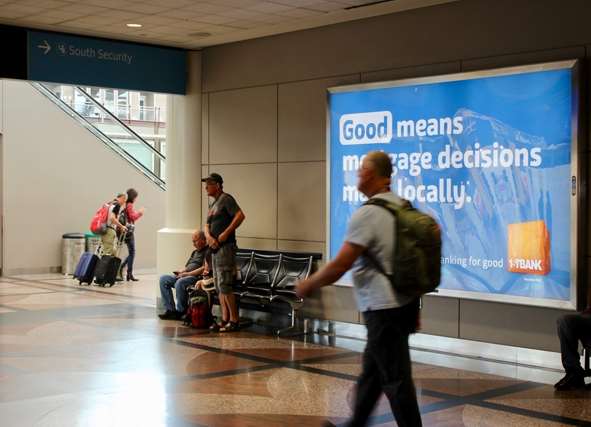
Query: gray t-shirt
345 192 413 312
207 193 240 245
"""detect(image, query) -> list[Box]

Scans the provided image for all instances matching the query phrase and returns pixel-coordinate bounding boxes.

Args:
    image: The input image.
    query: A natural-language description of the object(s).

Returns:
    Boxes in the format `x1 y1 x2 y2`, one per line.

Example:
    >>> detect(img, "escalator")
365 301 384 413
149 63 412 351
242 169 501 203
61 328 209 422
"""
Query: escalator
32 82 166 189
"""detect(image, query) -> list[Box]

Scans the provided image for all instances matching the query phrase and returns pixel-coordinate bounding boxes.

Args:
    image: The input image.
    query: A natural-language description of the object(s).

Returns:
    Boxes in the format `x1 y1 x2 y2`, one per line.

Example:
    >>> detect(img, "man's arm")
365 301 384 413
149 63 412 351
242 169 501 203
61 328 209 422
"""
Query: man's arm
218 210 245 244
204 223 218 250
295 242 364 298
180 265 206 278
110 211 126 230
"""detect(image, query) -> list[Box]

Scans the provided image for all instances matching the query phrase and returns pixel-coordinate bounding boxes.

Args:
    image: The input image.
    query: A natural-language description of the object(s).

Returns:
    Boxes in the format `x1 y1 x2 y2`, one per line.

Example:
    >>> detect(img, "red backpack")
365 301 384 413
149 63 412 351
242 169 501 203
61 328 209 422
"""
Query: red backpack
183 289 213 329
90 203 111 234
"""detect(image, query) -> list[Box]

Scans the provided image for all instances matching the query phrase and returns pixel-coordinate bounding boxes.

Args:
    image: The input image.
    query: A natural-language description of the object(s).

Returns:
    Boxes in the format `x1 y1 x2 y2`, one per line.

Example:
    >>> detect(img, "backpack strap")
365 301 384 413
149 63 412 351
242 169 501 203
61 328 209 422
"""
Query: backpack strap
361 197 412 283
362 198 398 282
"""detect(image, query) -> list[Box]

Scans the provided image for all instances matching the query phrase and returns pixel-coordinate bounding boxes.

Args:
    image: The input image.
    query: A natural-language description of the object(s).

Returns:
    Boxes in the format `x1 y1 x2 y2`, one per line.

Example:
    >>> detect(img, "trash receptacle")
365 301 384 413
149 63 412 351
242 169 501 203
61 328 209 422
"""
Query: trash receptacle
85 232 101 254
62 233 86 275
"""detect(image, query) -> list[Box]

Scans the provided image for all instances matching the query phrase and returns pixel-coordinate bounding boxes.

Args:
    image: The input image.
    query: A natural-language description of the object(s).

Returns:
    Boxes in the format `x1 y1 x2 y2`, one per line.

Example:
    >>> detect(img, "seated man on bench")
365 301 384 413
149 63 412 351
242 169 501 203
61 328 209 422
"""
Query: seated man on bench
158 230 211 320
555 286 591 391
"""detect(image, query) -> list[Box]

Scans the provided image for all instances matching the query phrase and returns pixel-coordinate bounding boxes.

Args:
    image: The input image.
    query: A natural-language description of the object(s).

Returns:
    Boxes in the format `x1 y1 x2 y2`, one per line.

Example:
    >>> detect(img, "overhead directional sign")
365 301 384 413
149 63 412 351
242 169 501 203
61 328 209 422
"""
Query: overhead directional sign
28 30 186 94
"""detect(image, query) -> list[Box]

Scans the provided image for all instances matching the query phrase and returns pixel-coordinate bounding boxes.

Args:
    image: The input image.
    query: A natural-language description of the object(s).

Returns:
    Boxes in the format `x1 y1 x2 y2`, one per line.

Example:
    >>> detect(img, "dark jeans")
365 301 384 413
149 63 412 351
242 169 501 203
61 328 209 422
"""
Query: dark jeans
121 233 136 275
557 312 591 375
348 300 422 427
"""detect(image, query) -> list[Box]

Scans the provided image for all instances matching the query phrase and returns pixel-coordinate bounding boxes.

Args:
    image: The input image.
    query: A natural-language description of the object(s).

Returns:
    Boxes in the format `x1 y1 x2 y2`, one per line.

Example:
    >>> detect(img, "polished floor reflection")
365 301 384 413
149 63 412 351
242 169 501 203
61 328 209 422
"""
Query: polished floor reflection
1 274 589 426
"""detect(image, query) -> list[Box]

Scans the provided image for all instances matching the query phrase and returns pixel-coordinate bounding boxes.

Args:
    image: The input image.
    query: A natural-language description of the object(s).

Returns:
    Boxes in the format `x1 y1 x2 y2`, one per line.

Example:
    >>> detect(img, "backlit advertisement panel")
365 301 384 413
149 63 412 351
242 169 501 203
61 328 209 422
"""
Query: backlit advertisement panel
327 61 579 309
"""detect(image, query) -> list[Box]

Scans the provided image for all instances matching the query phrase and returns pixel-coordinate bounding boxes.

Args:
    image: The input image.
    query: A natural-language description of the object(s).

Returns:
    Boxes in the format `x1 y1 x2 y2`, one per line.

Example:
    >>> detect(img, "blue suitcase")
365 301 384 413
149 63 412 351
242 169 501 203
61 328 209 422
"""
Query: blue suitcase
74 252 99 285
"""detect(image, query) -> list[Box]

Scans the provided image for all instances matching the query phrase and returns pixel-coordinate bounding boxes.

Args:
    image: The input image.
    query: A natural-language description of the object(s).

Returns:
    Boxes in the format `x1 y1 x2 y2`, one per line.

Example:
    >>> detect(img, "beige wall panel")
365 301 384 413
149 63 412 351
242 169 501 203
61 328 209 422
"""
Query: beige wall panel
208 163 277 239
201 94 209 164
278 162 324 242
461 46 585 73
420 295 459 337
209 85 277 164
362 61 460 83
203 0 591 92
277 240 324 257
459 300 566 352
236 237 277 251
278 74 359 162
301 285 359 324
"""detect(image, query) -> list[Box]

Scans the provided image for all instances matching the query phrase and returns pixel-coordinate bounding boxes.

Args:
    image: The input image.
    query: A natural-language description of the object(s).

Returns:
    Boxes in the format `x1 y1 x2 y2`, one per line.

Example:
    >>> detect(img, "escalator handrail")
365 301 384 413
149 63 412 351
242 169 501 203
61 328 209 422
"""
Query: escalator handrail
75 86 165 161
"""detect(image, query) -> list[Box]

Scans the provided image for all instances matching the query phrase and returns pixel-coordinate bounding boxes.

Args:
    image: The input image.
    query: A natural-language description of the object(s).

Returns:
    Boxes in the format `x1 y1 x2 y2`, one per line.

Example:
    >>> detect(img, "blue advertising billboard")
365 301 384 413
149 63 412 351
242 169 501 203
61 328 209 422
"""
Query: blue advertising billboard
328 61 580 309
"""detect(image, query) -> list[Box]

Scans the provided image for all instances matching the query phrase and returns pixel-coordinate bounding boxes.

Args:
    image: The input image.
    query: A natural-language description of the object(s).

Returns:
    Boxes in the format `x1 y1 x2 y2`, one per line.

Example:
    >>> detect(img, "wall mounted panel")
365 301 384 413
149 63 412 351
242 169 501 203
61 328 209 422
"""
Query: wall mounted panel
278 74 359 162
459 300 564 351
209 163 277 239
362 61 460 83
278 162 324 242
209 85 277 164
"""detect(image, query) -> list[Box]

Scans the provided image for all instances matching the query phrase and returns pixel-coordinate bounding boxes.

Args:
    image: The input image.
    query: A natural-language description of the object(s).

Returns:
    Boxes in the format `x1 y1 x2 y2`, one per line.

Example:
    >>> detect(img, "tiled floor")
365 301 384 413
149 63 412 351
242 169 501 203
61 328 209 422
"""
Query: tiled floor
0 274 589 426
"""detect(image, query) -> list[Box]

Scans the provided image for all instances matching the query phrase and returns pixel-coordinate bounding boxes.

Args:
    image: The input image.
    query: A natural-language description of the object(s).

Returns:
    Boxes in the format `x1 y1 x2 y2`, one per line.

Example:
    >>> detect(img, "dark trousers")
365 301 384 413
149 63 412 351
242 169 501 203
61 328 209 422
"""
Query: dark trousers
121 234 136 275
348 300 422 427
557 312 591 375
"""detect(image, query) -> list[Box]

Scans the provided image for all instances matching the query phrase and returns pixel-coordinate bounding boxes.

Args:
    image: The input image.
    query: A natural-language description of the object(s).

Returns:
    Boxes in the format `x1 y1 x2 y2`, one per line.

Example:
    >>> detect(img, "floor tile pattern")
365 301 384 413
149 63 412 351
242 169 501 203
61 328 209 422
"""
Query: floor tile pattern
1 274 589 426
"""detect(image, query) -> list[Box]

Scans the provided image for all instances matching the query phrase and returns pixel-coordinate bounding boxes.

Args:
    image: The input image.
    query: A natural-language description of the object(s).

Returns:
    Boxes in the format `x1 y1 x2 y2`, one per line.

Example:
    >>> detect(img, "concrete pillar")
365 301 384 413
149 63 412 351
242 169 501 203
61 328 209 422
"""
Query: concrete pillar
157 51 202 274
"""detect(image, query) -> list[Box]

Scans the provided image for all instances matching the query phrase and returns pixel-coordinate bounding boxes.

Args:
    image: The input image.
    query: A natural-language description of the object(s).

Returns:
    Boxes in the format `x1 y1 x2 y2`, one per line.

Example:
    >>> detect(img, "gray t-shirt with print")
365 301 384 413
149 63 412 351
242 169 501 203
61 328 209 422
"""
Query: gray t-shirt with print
345 192 414 312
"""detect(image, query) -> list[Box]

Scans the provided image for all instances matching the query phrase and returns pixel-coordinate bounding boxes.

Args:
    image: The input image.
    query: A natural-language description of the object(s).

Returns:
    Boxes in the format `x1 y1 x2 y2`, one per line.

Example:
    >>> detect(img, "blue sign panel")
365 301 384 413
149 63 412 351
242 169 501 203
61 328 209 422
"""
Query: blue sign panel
28 30 186 94
328 61 579 309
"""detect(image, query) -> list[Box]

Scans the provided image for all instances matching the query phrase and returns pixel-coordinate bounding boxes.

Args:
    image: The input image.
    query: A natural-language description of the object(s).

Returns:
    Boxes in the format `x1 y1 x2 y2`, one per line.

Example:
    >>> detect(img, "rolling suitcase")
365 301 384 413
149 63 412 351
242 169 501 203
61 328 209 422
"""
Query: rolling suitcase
74 252 99 286
94 255 122 287
94 232 126 287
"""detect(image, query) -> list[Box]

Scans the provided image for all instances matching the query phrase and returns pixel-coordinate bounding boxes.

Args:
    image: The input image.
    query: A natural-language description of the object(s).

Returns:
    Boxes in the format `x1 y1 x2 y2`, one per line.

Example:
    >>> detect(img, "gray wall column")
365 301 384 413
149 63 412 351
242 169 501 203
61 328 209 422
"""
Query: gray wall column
157 51 202 274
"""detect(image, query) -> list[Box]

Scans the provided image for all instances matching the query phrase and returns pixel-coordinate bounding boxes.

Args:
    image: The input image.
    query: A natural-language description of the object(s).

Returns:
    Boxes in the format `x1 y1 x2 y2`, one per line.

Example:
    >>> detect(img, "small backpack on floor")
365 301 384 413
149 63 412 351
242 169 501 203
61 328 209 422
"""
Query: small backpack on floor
183 288 213 329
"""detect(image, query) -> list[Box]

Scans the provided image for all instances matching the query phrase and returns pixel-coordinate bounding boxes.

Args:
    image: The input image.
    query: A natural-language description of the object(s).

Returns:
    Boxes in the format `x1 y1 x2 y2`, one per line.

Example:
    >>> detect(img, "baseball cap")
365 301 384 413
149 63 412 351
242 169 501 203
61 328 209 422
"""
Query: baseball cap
201 172 223 184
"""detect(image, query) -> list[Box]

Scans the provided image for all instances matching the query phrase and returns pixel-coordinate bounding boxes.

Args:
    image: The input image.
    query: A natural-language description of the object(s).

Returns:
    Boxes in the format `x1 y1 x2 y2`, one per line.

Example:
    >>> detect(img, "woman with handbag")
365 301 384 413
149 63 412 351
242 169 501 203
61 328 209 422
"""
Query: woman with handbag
119 188 145 282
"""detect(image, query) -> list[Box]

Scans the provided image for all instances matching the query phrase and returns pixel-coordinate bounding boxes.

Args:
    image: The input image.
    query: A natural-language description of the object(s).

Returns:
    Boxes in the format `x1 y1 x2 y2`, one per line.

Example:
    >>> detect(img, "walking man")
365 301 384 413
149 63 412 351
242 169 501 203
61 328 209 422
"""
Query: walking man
296 151 422 426
202 173 245 332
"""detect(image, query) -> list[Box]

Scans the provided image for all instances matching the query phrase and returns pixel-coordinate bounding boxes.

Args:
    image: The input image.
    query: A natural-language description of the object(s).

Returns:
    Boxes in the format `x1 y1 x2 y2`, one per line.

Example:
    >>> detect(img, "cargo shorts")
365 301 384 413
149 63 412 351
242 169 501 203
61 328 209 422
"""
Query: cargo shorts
212 244 236 295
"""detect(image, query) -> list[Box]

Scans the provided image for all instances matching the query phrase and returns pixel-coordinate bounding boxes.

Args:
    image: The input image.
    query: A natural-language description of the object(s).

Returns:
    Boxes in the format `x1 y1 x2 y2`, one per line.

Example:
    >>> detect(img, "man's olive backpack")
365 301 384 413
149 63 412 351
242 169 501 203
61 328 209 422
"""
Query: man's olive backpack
364 198 442 297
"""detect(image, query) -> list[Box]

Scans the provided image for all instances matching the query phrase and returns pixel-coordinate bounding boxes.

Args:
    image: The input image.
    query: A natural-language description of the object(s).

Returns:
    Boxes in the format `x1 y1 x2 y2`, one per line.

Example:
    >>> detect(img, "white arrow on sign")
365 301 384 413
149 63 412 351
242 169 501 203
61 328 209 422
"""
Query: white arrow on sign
37 40 51 55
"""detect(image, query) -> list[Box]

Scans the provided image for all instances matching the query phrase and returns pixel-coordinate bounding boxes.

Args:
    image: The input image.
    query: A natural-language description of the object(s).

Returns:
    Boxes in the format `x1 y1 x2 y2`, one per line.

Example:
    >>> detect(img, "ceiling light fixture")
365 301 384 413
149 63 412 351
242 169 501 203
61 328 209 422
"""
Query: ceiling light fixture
126 23 142 28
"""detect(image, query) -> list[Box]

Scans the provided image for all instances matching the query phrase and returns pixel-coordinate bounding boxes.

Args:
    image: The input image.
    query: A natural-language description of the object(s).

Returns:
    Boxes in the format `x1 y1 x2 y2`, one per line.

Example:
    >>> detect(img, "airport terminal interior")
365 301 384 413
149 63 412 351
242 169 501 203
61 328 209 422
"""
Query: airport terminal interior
1 0 591 426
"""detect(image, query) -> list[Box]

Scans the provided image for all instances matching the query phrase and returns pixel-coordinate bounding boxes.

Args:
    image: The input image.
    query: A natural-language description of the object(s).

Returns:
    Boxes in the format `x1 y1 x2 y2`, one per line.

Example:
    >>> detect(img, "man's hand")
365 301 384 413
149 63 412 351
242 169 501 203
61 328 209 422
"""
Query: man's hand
206 235 219 249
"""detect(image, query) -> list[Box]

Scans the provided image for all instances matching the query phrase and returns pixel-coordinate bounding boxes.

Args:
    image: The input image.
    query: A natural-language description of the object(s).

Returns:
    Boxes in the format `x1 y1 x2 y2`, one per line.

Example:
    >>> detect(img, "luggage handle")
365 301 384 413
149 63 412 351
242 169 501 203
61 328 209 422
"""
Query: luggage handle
115 229 127 258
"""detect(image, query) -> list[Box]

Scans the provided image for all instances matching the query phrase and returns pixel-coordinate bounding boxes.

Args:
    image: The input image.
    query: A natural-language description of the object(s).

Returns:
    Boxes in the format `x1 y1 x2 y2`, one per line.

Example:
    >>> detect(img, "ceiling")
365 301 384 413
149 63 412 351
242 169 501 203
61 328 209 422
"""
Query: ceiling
0 0 456 49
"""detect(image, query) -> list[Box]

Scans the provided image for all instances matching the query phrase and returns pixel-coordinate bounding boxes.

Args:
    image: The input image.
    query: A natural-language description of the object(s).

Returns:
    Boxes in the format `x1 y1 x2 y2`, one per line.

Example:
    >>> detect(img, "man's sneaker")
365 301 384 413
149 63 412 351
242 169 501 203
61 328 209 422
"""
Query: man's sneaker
158 310 180 320
554 372 585 391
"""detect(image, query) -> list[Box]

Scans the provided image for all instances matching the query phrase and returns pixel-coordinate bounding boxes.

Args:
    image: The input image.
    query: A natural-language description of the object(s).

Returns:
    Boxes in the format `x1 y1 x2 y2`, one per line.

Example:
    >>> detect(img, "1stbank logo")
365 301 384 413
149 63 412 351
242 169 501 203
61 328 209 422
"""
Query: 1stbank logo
339 111 392 145
507 220 551 276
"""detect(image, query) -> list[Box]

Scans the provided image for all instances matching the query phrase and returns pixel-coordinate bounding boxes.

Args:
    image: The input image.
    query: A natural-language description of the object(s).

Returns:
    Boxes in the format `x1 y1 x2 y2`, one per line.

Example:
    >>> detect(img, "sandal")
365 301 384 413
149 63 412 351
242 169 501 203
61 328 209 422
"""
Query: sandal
219 322 240 332
209 318 227 332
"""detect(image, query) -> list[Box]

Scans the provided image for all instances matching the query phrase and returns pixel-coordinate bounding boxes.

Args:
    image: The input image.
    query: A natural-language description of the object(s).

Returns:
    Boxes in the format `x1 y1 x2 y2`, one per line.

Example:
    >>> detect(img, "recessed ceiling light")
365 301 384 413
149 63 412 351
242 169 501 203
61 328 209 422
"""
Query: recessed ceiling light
126 23 142 28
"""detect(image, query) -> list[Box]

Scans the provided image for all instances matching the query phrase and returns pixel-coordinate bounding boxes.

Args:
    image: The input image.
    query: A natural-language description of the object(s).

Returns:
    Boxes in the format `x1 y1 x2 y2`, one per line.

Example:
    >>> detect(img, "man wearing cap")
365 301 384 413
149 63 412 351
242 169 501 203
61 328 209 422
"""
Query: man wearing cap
202 173 246 332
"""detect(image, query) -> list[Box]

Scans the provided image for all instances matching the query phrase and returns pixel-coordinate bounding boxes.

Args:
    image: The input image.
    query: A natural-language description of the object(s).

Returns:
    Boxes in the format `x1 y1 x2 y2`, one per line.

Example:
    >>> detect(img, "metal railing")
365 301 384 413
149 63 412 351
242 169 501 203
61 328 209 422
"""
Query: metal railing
33 82 166 189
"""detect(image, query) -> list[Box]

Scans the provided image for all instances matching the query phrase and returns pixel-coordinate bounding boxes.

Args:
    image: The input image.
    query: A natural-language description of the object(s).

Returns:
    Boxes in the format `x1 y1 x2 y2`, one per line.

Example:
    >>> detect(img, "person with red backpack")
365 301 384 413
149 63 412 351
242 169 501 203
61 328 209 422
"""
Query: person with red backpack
100 193 128 256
